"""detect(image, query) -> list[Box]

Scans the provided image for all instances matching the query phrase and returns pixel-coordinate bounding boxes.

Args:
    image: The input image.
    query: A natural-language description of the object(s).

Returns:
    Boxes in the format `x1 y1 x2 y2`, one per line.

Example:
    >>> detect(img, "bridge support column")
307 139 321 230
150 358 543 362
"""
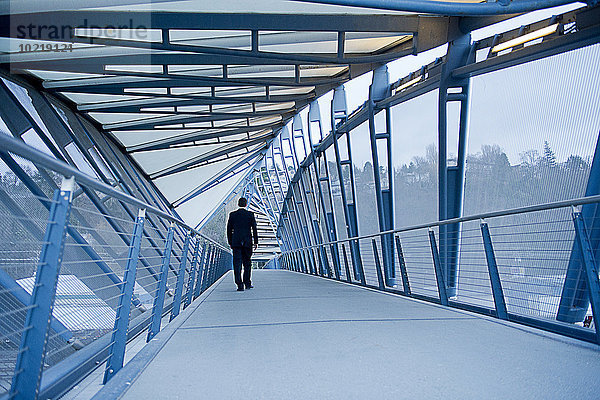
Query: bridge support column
438 33 472 299
331 86 365 284
368 66 396 287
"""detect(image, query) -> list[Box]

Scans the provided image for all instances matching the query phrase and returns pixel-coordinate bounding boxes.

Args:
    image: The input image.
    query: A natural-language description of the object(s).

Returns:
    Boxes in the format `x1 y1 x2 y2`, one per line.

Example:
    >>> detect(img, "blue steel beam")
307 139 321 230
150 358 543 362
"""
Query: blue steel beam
428 229 449 306
103 209 146 384
147 224 175 342
438 34 472 298
296 0 575 16
480 221 508 320
184 238 200 309
395 236 412 295
308 100 343 278
330 86 365 283
558 131 600 323
173 148 267 207
193 242 208 299
367 66 396 287
10 178 74 400
571 208 600 344
170 232 191 321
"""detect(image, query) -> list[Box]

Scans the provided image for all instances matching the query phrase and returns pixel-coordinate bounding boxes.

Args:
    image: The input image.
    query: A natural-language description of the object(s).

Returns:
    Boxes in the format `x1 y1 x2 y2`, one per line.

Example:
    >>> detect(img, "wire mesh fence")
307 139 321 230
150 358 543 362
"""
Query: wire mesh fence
0 153 232 399
280 200 600 345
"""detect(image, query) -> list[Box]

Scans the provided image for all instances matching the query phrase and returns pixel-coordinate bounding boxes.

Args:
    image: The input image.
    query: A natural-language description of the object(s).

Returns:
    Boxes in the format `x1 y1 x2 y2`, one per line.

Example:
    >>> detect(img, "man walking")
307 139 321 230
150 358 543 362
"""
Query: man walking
227 197 258 291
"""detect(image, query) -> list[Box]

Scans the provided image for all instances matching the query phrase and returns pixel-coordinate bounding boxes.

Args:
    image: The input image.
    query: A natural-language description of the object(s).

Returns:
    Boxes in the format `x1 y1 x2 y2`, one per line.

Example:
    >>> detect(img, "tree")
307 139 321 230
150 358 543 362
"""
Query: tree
542 141 557 167
565 155 588 171
519 149 539 166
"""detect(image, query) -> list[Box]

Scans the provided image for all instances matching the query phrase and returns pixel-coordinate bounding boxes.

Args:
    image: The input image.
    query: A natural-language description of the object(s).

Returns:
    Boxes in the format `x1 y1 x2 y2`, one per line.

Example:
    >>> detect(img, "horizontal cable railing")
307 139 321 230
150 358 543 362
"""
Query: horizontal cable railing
0 133 232 400
278 196 600 345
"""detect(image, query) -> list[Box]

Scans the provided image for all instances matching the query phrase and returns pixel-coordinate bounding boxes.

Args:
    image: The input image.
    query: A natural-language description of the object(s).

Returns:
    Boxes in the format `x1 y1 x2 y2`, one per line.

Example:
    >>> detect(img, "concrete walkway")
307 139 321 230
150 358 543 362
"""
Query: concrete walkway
97 270 600 399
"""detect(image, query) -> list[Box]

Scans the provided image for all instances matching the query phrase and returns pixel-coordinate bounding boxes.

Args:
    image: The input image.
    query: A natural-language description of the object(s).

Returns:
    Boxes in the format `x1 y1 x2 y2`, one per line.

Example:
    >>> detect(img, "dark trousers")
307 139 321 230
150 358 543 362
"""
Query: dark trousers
232 246 252 287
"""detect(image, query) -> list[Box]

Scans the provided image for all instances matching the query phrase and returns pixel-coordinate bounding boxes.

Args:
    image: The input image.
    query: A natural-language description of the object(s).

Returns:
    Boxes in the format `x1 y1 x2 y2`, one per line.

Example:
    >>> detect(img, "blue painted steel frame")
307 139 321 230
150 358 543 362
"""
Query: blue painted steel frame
103 209 146 384
330 87 365 283
184 238 200 308
147 224 175 342
395 236 411 295
372 239 385 290
428 229 449 306
10 179 74 400
572 209 600 344
367 66 396 287
558 132 600 323
480 221 508 320
437 34 472 299
170 232 191 321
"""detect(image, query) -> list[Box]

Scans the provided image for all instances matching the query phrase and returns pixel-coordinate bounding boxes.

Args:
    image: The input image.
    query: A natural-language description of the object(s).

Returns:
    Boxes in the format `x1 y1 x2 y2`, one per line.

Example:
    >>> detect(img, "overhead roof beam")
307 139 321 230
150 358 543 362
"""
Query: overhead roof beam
101 108 296 130
126 122 285 152
1 11 423 32
173 148 267 207
149 132 275 179
57 35 415 65
42 74 340 92
77 93 313 112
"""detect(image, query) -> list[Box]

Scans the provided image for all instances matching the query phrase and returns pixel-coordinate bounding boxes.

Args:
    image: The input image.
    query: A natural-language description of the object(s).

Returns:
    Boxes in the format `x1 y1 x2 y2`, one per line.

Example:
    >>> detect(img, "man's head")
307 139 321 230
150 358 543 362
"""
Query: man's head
238 197 248 208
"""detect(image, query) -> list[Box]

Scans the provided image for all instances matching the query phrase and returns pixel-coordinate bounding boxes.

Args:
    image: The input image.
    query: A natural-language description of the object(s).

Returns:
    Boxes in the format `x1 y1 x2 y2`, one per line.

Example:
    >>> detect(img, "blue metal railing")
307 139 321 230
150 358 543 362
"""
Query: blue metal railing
0 133 232 400
278 196 600 345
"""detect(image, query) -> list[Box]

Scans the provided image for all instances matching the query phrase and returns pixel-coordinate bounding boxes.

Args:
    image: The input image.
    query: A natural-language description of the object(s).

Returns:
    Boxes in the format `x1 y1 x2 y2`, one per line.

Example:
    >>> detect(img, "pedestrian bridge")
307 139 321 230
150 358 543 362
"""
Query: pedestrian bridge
1 1 600 399
94 270 600 400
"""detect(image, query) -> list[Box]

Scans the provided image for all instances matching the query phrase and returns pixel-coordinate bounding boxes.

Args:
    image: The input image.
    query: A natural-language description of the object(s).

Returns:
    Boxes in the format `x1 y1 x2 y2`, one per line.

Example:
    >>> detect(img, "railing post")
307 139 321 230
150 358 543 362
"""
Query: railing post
296 251 303 273
480 220 508 320
147 223 174 342
330 244 341 280
395 236 411 296
194 242 207 299
341 243 352 283
183 237 200 309
170 232 191 321
103 209 145 384
204 246 214 291
428 229 449 306
572 207 600 344
355 239 367 286
372 239 385 290
10 177 74 400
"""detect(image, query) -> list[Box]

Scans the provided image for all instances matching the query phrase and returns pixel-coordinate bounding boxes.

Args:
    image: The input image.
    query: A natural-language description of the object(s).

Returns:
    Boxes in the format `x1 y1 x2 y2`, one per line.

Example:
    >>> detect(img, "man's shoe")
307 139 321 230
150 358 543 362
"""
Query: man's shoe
245 284 253 289
236 286 244 291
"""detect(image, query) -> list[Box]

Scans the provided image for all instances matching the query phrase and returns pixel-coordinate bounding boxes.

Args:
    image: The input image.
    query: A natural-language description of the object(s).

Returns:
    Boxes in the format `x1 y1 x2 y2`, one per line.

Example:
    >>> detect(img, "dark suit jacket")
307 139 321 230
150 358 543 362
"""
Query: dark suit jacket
227 208 258 248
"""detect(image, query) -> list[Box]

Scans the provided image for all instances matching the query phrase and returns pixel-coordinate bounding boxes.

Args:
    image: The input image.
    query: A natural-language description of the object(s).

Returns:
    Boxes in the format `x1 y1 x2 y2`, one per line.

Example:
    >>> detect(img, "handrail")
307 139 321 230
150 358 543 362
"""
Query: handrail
280 194 600 253
0 131 230 253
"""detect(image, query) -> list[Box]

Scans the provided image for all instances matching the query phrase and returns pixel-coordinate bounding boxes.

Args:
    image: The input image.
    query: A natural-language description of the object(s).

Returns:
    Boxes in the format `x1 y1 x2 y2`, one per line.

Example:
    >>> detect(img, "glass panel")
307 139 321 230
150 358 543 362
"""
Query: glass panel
460 43 600 317
391 90 439 229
